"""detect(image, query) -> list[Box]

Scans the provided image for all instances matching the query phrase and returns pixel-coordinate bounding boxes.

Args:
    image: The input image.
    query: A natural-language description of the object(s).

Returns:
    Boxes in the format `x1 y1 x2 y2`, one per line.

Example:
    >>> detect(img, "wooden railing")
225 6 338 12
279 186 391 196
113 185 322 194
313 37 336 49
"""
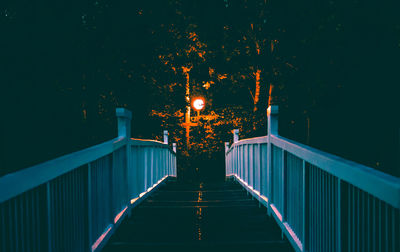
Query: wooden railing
225 105 400 252
0 108 177 252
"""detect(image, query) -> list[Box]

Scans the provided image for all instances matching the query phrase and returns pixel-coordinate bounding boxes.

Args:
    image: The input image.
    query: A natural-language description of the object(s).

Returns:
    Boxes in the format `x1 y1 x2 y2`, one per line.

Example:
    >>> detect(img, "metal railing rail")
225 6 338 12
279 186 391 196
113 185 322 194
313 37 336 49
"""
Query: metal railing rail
0 108 177 252
225 105 400 252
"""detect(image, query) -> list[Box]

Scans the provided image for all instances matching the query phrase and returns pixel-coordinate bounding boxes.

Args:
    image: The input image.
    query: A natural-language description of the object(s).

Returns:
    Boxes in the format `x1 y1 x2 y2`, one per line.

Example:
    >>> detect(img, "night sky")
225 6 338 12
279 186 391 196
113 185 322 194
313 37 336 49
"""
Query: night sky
1 0 399 178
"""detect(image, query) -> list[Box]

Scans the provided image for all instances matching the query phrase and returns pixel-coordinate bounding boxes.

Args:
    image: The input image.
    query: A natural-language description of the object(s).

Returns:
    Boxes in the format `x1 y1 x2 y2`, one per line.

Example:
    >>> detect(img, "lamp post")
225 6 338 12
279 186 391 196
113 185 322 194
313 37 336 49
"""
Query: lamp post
181 97 205 148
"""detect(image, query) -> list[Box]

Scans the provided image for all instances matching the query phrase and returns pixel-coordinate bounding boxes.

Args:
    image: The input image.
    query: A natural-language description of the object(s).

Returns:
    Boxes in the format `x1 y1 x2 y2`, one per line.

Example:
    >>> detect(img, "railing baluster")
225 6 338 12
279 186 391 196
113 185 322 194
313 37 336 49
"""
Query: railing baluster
14 197 19 252
282 149 286 221
302 160 307 251
378 200 382 251
67 171 72 252
88 163 92 251
1 202 5 252
318 168 321 251
309 165 313 251
144 147 148 191
357 188 360 252
351 185 354 252
391 207 395 251
326 173 329 251
46 182 52 252
336 178 341 252
150 148 154 187
323 171 326 252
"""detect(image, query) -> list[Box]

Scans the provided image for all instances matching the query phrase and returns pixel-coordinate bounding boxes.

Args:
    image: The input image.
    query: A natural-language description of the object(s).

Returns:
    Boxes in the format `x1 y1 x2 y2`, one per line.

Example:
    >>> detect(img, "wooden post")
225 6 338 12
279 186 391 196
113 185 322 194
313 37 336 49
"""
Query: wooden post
116 108 132 138
116 108 132 205
225 142 230 154
225 142 230 176
267 105 279 135
267 105 278 215
163 130 168 144
233 129 239 143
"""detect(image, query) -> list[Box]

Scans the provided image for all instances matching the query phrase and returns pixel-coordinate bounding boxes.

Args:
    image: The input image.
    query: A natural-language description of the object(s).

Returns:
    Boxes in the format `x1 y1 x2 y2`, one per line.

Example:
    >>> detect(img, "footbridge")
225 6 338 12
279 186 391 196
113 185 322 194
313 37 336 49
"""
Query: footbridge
1 106 399 252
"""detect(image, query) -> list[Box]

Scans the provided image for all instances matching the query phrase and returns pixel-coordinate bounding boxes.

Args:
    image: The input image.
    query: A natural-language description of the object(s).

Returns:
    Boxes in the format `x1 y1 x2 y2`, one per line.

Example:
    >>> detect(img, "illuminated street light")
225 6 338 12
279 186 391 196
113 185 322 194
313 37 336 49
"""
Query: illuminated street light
181 97 205 148
192 97 205 111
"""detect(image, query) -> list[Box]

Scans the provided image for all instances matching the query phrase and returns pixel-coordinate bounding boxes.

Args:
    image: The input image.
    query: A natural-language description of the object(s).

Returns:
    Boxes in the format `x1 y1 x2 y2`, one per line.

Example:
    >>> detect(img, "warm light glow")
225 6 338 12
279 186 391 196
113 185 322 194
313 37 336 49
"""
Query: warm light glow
91 225 112 252
139 175 169 198
130 197 139 204
114 206 128 224
192 98 205 111
270 204 282 222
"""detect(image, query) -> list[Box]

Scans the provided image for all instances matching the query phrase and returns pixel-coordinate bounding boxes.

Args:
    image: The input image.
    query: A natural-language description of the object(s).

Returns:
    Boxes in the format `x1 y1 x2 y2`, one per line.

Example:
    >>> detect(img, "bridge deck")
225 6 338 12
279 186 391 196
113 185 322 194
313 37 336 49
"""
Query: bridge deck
103 179 293 251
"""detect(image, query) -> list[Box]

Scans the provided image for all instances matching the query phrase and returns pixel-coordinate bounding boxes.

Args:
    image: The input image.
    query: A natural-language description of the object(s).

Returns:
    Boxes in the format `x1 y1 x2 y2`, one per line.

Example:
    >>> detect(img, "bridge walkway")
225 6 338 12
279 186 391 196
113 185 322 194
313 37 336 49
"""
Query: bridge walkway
103 179 293 251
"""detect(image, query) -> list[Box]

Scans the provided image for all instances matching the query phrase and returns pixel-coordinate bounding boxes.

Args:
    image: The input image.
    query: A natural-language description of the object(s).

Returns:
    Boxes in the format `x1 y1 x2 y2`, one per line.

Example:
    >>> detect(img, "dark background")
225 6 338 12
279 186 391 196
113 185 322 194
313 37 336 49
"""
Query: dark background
1 0 399 179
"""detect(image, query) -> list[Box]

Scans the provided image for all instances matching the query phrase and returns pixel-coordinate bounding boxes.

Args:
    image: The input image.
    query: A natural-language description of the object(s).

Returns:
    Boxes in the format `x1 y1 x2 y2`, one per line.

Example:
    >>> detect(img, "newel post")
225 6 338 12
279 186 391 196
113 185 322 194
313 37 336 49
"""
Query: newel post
225 142 230 176
172 143 177 176
266 105 278 216
224 142 230 154
233 129 239 143
116 108 132 138
163 130 168 144
267 105 279 136
116 108 132 213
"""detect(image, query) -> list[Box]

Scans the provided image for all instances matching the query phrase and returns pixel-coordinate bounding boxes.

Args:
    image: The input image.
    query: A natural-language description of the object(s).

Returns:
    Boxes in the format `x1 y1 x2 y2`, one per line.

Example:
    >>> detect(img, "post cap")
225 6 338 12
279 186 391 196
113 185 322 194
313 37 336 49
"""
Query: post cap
116 108 132 119
233 129 239 134
267 105 278 116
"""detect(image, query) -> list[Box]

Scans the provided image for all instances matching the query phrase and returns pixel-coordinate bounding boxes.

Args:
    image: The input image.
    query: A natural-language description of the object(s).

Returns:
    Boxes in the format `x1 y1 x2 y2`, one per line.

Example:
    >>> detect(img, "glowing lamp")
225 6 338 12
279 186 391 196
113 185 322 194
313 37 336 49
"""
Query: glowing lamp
192 97 205 111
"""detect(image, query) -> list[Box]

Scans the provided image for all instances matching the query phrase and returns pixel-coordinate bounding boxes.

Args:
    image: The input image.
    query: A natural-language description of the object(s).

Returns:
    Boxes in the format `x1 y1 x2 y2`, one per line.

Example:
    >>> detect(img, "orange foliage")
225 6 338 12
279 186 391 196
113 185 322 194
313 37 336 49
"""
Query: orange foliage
253 69 261 111
268 84 274 106
188 32 198 41
202 81 214 90
217 74 227 80
198 51 205 59
181 65 192 73
208 67 215 77
255 41 260 55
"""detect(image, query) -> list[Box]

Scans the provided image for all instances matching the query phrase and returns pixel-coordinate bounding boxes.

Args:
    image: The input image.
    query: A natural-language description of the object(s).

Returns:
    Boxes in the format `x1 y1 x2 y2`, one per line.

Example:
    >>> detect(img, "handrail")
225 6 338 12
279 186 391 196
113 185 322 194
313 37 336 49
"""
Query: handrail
0 136 127 204
226 133 400 208
0 108 178 252
225 105 400 252
226 136 268 154
271 134 400 208
130 138 176 151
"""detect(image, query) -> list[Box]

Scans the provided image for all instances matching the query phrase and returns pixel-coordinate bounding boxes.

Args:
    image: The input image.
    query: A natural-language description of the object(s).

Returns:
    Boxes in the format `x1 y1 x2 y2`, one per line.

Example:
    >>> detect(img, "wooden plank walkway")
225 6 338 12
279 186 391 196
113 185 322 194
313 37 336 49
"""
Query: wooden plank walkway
103 179 293 251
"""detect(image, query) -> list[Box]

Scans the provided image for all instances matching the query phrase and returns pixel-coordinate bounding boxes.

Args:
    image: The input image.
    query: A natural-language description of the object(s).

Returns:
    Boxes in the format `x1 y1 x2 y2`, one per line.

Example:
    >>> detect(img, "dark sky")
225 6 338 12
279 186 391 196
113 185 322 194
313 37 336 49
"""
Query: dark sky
1 0 399 177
